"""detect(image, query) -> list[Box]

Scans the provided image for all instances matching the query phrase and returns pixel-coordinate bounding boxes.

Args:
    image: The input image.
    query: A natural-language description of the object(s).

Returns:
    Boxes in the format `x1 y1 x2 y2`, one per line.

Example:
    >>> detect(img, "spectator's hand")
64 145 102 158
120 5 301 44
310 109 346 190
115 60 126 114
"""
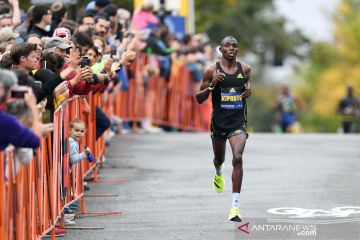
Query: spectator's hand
104 58 113 72
96 73 108 83
120 50 136 64
8 0 19 6
83 104 90 115
111 62 122 73
24 87 36 109
41 123 54 136
209 70 225 88
63 37 71 45
53 82 68 96
84 146 91 155
80 67 93 84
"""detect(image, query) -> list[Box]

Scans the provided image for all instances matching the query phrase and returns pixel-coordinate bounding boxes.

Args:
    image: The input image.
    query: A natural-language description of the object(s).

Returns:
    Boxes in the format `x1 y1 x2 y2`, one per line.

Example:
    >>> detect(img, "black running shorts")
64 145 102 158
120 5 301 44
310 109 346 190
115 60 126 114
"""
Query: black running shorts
210 126 249 141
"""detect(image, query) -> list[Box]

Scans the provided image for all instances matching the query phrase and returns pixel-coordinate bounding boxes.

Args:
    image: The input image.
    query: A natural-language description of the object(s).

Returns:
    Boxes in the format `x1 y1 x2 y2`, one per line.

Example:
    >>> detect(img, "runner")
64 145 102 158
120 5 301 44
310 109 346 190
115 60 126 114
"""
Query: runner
274 84 302 133
196 36 251 222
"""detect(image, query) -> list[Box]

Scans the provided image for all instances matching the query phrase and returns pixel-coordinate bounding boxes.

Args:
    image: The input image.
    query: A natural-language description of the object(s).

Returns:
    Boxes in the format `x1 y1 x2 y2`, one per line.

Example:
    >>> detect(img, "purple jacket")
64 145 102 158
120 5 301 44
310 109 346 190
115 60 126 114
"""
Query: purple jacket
0 110 40 151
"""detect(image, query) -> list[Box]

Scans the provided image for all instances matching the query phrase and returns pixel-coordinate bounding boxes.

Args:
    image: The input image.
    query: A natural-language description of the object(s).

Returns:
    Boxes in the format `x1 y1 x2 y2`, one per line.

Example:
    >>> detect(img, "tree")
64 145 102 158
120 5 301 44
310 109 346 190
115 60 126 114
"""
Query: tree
297 0 360 132
195 0 309 64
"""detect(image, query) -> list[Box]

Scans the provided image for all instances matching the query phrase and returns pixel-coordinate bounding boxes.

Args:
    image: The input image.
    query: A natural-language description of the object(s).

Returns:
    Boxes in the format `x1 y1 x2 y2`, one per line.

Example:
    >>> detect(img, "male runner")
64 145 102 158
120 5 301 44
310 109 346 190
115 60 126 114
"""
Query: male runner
196 36 251 222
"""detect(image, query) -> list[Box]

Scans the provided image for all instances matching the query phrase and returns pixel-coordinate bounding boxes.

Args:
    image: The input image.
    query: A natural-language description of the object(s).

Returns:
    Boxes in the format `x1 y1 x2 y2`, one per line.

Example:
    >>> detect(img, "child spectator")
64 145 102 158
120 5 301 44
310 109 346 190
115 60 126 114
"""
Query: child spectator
69 119 92 165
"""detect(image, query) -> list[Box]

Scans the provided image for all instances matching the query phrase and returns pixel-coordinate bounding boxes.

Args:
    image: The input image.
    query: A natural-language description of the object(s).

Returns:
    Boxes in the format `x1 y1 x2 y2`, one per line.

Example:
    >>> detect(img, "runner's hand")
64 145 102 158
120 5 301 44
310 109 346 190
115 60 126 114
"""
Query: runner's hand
210 70 225 88
242 88 252 98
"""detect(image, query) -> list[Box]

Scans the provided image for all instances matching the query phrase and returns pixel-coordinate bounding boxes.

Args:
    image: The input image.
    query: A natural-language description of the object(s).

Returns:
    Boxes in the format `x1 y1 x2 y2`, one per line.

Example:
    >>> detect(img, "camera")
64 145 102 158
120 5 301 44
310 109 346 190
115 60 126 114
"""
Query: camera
81 56 90 68
10 86 28 99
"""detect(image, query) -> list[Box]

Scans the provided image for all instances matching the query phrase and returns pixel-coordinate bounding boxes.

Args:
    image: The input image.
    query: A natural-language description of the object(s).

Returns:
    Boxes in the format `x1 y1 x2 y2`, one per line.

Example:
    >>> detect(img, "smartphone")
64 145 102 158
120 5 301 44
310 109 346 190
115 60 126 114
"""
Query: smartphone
110 45 117 57
11 86 28 99
81 56 90 68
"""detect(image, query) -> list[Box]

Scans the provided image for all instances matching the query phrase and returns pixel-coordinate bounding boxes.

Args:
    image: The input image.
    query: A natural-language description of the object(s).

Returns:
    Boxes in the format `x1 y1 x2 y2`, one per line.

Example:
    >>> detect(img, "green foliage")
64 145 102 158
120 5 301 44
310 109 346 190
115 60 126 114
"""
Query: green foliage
195 0 309 62
296 0 360 132
247 84 278 132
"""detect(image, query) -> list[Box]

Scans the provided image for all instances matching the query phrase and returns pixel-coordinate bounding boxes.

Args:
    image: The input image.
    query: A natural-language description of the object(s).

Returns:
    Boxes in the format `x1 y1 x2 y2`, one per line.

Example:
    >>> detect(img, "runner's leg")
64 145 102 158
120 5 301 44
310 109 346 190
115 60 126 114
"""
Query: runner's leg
212 139 226 170
228 134 247 193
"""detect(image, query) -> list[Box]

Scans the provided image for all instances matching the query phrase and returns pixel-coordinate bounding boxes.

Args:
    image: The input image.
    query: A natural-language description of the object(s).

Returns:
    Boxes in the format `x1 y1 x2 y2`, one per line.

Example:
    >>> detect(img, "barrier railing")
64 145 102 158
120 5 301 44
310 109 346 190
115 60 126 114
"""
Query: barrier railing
114 54 212 131
0 53 212 240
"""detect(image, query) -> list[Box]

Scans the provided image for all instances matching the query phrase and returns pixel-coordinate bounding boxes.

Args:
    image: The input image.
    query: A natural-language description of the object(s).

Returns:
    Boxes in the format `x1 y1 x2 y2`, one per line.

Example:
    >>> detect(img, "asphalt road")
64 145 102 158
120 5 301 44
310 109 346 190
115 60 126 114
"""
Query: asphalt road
62 133 360 240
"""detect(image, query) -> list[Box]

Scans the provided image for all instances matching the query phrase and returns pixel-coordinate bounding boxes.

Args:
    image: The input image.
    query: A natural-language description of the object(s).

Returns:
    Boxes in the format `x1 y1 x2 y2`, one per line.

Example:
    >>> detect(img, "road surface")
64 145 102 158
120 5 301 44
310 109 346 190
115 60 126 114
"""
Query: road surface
63 133 360 240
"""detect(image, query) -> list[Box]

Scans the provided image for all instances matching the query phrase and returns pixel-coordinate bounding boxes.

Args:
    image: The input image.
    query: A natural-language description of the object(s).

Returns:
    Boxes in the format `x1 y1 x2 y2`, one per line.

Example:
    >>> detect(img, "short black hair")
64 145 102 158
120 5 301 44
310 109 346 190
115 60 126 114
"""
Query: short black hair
94 14 108 23
78 12 94 25
220 36 237 46
32 5 50 24
73 32 94 48
51 2 67 20
103 4 117 18
10 43 36 65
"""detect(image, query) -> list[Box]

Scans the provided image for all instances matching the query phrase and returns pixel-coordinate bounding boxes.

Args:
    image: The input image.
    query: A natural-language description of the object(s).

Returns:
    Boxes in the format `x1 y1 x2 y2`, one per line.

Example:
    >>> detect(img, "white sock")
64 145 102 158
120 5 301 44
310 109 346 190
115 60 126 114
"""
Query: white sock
232 192 240 208
216 167 222 176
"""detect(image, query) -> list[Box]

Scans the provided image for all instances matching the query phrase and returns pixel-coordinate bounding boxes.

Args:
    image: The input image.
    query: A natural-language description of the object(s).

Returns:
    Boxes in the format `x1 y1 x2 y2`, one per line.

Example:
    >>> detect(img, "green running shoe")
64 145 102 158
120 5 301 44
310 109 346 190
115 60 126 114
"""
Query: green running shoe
213 165 224 193
229 207 242 222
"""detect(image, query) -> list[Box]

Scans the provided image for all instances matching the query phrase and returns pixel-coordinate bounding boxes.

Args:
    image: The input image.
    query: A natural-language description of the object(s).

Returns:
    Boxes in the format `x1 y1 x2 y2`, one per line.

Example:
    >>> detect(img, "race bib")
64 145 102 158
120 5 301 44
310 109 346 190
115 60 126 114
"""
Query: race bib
221 87 243 109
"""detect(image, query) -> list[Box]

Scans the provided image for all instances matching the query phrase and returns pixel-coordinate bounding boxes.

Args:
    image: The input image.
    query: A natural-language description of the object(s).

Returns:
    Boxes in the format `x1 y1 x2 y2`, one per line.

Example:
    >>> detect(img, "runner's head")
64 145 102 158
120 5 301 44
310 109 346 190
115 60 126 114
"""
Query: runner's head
219 36 238 60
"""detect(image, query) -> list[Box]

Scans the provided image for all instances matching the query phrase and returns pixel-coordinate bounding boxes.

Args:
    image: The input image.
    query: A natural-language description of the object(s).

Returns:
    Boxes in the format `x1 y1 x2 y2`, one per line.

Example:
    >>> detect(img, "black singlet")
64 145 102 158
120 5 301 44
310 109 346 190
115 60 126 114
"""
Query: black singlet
211 61 247 131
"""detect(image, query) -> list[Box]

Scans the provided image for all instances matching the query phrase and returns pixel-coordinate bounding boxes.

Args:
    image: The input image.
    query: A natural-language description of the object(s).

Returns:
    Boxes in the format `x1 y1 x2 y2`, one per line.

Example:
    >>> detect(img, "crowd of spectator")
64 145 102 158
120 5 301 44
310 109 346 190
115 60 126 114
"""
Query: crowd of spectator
0 0 215 236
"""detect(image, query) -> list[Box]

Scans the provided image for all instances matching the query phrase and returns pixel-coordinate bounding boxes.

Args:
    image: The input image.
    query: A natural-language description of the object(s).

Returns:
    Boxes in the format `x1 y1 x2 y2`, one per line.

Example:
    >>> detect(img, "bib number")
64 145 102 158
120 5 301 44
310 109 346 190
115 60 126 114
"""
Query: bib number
221 87 243 109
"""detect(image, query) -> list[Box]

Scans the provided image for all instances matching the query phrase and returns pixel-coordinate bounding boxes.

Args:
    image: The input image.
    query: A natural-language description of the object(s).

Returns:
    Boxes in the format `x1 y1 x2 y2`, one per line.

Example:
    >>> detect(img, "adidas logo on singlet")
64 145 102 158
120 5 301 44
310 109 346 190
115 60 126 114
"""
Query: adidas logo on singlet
237 73 244 78
229 88 236 93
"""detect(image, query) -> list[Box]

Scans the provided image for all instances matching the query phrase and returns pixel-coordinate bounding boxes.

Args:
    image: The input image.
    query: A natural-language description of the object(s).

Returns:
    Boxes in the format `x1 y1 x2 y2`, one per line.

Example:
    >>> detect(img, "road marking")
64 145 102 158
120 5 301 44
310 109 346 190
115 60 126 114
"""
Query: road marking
267 206 360 218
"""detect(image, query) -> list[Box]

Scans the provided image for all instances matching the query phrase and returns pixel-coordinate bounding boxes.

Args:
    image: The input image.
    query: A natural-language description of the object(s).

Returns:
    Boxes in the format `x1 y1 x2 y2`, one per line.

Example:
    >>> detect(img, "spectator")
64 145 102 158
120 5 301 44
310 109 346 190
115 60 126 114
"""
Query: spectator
94 15 109 38
30 5 53 37
0 69 41 150
78 13 95 33
43 37 72 58
15 6 34 39
24 34 43 63
58 19 77 35
0 51 13 69
50 2 68 30
10 43 38 73
132 2 158 30
69 119 92 165
0 28 19 44
86 0 111 15
73 31 94 54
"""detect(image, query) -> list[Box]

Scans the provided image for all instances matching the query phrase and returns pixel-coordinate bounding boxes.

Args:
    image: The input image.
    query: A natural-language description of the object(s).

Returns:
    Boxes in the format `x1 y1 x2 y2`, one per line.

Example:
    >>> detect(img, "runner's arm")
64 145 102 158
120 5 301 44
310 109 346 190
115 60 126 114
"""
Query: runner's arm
196 65 216 104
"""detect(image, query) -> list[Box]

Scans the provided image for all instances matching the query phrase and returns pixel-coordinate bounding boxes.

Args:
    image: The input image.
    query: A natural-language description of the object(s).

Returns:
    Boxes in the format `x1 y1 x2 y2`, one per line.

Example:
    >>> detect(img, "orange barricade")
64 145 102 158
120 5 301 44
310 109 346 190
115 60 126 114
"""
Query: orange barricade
114 54 211 131
0 94 109 240
0 53 211 240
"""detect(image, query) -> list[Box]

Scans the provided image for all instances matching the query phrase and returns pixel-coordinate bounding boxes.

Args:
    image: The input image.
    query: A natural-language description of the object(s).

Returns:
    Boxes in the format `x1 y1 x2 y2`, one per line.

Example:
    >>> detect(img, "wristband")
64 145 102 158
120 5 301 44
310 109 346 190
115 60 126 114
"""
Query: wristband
207 83 215 91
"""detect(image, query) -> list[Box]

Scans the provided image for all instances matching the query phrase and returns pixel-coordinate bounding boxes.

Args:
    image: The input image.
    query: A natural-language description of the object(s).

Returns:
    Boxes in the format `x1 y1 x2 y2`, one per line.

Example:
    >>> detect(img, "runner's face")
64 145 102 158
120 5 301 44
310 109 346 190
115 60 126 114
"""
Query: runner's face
221 39 238 60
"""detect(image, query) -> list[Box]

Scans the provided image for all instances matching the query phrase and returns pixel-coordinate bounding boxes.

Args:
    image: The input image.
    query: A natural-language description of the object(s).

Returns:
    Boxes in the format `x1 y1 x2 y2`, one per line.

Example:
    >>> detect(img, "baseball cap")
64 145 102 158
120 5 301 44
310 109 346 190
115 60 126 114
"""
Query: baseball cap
95 0 111 8
53 27 71 38
44 37 71 50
